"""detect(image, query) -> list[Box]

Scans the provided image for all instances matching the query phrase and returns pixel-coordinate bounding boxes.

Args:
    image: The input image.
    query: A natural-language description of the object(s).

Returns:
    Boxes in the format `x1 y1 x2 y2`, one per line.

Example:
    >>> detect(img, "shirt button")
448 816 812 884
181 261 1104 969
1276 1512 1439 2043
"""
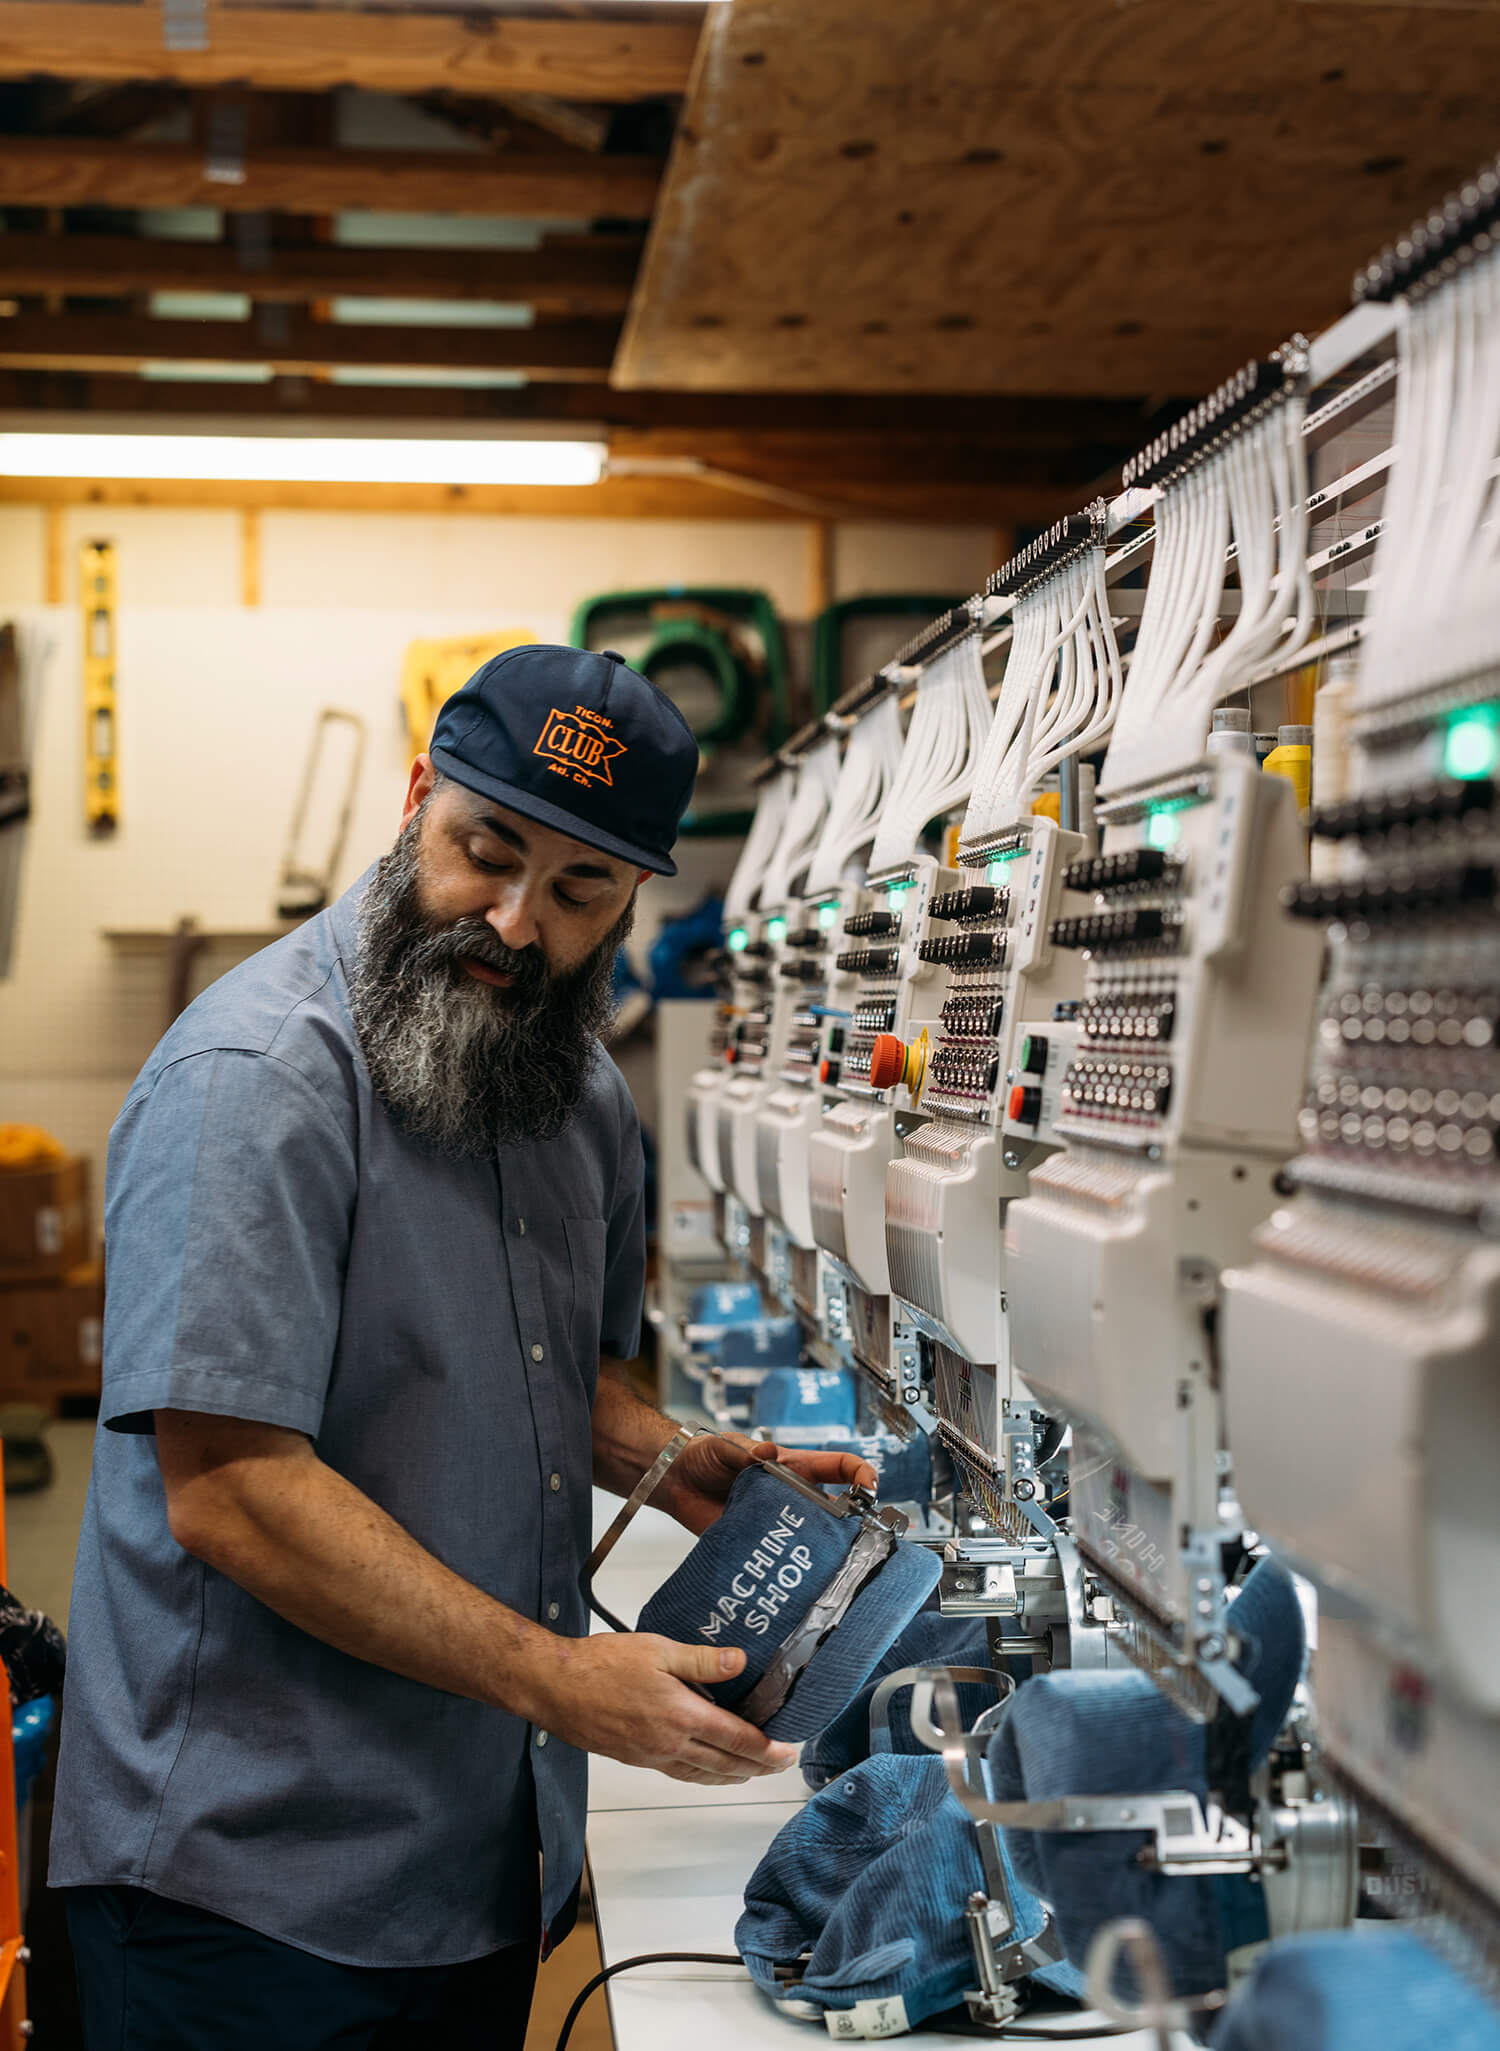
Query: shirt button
518 1218 526 1235
549 1472 561 1492
531 1343 544 1362
535 1730 549 1748
547 1601 560 1621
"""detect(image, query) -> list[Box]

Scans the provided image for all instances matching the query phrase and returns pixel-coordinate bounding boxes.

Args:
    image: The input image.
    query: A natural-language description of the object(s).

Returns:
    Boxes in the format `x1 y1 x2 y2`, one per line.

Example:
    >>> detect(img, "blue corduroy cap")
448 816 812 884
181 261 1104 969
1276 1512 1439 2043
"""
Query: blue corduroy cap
802 1609 1038 1791
635 1462 941 1742
712 1316 801 1374
1212 1929 1500 2051
430 643 698 875
737 1755 1080 2031
984 1557 1305 1999
750 1367 857 1443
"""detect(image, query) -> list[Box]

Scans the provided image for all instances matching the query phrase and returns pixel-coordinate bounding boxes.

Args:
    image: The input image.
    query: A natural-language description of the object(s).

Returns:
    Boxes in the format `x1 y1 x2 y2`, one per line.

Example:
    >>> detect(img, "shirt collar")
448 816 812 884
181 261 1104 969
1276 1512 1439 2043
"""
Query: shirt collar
327 861 379 976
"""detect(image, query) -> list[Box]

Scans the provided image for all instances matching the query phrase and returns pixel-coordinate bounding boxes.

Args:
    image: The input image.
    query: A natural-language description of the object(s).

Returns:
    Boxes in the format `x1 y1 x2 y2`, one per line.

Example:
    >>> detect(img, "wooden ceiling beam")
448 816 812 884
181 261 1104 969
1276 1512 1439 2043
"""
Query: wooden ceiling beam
0 136 661 217
0 366 1154 447
0 231 643 315
0 472 800 521
0 311 620 380
0 469 1079 526
0 5 701 100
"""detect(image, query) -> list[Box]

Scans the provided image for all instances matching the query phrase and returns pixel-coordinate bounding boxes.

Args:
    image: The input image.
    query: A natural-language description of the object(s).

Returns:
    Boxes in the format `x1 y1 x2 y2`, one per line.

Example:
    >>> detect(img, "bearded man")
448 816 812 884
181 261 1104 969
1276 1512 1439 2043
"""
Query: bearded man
51 647 873 2051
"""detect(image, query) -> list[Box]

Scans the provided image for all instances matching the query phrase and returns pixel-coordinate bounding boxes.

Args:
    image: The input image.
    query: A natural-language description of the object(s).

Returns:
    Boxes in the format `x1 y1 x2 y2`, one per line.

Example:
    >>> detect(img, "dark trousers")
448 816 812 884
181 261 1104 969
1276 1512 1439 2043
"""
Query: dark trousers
65 1885 540 2051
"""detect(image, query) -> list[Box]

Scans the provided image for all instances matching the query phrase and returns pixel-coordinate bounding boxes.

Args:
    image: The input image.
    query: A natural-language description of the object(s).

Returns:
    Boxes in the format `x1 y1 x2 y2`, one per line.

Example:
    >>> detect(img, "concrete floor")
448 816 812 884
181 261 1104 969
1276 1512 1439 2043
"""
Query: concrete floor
4 1420 611 2051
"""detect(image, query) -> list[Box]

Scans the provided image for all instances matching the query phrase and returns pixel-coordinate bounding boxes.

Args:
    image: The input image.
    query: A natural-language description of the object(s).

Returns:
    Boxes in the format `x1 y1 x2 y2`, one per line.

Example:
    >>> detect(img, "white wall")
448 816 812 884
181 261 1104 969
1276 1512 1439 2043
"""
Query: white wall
0 502 994 1202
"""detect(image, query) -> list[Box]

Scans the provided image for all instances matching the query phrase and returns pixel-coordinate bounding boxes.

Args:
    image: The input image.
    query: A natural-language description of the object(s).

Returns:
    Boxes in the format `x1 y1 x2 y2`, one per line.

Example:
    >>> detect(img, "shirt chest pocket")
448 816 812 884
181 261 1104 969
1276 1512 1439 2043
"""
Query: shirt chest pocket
561 1216 607 1369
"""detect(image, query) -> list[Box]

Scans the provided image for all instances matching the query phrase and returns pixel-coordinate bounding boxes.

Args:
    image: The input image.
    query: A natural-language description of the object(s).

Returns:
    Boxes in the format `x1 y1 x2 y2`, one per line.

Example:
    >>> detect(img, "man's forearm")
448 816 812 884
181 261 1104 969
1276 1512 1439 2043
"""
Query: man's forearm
590 1359 680 1496
155 1410 801 1789
157 1411 561 1723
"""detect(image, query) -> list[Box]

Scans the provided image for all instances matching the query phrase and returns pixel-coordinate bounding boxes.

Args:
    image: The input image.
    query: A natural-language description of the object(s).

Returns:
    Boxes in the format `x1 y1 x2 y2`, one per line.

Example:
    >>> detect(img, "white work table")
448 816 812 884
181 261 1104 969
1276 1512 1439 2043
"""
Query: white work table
585 1490 1179 2049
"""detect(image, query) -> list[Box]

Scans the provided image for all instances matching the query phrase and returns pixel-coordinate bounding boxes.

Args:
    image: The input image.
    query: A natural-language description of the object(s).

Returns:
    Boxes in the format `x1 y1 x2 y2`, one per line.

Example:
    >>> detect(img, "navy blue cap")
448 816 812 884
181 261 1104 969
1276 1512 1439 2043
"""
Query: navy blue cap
430 644 698 876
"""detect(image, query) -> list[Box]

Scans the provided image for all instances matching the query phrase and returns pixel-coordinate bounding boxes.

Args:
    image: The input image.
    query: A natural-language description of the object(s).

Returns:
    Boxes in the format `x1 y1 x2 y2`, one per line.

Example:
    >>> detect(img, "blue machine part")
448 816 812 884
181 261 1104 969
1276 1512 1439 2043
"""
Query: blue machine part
649 897 725 1001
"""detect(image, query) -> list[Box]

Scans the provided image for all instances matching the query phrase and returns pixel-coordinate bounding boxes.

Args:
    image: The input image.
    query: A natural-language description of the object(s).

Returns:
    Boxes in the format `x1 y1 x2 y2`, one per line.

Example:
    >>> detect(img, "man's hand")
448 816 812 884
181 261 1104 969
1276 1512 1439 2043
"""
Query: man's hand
655 1433 878 1536
527 1634 797 1786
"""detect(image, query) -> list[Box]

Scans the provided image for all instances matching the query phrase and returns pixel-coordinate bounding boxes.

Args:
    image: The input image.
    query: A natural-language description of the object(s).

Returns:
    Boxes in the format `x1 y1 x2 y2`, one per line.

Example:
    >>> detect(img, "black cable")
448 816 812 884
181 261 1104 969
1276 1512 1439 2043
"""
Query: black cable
990 2028 1134 2042
555 1951 1139 2049
555 1951 742 2051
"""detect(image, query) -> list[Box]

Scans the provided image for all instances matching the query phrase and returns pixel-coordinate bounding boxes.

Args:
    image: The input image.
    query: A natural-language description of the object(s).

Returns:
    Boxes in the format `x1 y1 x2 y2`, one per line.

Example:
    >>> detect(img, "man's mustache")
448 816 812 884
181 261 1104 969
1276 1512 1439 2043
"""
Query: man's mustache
416 914 550 984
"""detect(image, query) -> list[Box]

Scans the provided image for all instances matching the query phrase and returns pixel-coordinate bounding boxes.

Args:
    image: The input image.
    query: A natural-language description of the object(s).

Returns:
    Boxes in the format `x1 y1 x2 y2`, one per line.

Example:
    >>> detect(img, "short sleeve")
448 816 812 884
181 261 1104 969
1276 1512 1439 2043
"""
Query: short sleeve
101 1049 357 1436
599 1082 646 1359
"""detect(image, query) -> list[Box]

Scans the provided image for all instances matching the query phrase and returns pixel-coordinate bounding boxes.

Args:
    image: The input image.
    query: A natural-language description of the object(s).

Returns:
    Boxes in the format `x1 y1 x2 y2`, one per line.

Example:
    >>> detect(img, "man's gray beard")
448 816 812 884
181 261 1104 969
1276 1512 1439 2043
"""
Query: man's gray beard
349 813 633 1156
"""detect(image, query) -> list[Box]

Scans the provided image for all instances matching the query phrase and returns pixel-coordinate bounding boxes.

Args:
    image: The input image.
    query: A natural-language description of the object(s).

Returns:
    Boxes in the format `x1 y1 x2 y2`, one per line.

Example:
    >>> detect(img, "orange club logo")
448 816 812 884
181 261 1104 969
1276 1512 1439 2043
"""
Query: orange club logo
534 705 628 788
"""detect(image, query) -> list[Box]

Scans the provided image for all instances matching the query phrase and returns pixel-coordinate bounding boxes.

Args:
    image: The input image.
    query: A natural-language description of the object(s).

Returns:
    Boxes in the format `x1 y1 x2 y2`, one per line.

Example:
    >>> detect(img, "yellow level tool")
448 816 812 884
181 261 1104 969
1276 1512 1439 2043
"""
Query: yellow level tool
80 539 118 834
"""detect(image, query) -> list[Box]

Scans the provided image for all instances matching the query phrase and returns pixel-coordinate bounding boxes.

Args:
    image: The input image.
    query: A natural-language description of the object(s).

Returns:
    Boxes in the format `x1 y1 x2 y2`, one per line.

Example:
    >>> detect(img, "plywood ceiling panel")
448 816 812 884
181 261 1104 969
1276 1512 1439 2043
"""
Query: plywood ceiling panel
615 0 1500 395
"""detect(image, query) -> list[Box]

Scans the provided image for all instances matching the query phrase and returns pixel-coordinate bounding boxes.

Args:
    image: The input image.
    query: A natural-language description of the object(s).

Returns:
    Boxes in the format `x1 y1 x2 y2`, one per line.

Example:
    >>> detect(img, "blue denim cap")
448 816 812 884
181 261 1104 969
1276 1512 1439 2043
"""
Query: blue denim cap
751 1367 857 1441
1213 1928 1500 2051
802 1609 1037 1791
737 1754 1081 2029
636 1462 941 1741
430 643 698 876
984 1558 1305 1998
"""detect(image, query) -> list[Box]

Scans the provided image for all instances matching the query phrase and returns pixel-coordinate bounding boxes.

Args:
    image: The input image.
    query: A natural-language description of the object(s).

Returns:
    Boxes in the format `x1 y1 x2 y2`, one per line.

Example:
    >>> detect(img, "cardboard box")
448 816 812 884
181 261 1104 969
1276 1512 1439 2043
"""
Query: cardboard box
0 1261 103 1405
0 1157 90 1282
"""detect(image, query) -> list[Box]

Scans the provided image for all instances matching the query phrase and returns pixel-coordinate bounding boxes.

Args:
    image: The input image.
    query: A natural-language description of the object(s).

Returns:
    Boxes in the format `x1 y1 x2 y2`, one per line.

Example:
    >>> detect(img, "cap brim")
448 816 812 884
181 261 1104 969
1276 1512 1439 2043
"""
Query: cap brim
761 1542 944 1742
431 747 677 876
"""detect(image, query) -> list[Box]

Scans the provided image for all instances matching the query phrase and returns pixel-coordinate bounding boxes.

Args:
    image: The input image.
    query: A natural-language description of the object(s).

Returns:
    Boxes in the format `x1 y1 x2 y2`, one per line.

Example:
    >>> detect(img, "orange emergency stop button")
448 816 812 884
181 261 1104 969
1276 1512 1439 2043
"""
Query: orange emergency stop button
869 1034 908 1091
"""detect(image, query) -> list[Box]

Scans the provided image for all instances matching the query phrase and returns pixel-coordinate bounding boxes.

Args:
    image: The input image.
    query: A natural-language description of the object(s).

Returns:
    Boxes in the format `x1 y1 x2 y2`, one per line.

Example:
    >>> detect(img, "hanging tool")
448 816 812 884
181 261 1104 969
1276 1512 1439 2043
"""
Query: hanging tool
276 709 367 921
0 624 30 979
80 539 118 835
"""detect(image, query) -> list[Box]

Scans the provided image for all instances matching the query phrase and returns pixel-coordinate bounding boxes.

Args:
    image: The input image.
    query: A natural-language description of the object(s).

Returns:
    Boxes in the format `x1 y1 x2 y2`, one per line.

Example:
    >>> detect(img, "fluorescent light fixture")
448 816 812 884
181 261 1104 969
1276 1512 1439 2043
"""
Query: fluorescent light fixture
0 432 606 488
328 298 534 328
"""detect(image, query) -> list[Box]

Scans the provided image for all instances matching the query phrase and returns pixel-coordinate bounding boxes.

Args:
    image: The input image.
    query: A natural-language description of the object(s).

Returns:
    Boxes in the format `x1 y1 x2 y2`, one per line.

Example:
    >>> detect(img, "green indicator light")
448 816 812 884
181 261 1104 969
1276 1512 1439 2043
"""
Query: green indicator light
818 903 838 929
767 917 788 941
1145 809 1181 852
728 928 748 952
987 850 1025 880
885 883 913 904
1443 706 1500 782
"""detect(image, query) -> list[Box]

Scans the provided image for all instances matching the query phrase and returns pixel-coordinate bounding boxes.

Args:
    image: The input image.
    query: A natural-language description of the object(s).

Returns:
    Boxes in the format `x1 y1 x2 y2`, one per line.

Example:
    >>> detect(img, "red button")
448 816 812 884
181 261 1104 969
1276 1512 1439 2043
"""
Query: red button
869 1034 907 1091
1006 1084 1027 1122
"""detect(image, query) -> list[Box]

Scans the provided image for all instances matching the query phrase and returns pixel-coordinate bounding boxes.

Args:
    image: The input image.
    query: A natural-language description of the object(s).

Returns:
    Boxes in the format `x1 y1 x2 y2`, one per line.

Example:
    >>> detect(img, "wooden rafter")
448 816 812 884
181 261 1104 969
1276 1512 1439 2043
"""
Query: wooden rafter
0 231 643 315
0 376 1138 522
0 472 848 523
0 4 701 100
0 311 623 381
0 136 661 217
0 311 620 380
0 468 1090 526
0 367 1154 447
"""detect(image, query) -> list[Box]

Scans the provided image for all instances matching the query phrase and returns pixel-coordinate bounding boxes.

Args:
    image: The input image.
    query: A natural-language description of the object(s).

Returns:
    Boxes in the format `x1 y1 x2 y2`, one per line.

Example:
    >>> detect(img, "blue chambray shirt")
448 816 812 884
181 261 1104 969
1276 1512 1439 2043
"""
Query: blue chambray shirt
49 867 646 1968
